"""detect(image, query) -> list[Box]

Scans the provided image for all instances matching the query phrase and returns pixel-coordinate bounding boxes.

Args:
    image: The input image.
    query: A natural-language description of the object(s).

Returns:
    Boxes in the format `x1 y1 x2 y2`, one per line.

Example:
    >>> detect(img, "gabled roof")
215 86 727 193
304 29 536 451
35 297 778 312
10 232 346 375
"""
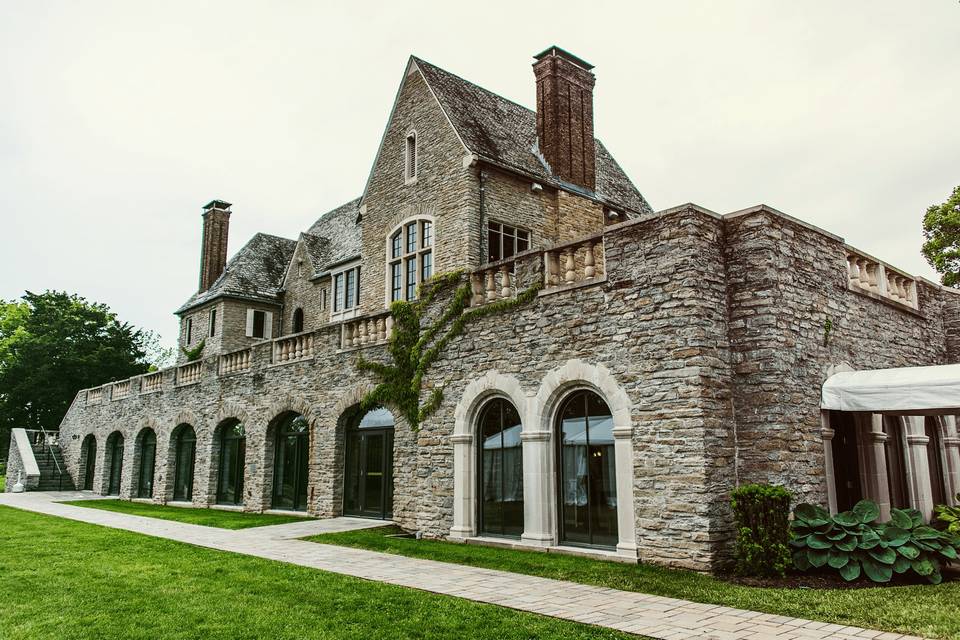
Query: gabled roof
177 233 297 314
307 196 362 269
411 57 653 215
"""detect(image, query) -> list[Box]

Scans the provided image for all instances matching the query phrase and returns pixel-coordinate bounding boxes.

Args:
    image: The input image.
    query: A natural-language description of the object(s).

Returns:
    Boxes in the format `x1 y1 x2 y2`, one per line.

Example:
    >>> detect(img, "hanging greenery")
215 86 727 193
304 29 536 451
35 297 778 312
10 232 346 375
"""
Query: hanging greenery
181 339 206 362
356 269 542 430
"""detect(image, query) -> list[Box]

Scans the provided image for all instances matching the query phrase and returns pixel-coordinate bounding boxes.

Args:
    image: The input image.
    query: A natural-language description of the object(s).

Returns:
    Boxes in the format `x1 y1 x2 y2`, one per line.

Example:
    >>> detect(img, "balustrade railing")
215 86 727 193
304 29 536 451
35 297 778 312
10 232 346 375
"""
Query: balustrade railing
341 312 393 349
273 331 315 364
846 249 918 309
176 361 203 386
470 261 520 306
87 387 103 405
141 372 163 394
111 380 131 401
220 348 252 374
543 236 603 292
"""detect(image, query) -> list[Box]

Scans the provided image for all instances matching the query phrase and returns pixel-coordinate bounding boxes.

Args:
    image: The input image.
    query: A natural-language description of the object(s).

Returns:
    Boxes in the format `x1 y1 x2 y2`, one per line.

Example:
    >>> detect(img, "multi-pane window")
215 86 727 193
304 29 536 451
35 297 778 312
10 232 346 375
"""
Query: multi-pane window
389 219 433 302
333 265 361 313
487 222 530 263
405 132 417 182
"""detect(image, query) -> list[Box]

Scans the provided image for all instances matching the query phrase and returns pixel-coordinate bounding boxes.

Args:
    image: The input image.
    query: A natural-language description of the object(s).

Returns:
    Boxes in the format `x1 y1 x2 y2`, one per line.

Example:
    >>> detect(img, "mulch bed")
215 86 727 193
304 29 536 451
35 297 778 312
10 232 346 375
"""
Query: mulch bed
719 568 958 590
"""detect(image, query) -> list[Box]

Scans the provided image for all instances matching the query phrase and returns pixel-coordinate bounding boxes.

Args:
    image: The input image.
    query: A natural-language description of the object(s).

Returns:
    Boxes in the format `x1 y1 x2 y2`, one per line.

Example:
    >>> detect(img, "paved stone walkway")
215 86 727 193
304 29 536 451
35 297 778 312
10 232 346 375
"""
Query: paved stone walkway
0 492 926 640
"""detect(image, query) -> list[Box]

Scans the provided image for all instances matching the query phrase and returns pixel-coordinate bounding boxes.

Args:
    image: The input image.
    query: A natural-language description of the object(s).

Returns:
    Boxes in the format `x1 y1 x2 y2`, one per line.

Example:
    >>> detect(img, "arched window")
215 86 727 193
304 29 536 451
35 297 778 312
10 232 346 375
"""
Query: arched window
81 435 97 492
344 408 395 519
556 390 617 548
388 218 433 302
173 425 197 502
217 421 246 506
106 432 124 496
478 398 523 538
272 414 310 511
292 308 305 333
136 429 157 499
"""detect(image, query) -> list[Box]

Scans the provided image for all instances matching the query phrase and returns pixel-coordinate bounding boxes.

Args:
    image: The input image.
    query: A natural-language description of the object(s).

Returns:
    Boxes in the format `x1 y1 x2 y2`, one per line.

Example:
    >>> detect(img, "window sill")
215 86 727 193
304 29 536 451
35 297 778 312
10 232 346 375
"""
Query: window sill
538 275 607 298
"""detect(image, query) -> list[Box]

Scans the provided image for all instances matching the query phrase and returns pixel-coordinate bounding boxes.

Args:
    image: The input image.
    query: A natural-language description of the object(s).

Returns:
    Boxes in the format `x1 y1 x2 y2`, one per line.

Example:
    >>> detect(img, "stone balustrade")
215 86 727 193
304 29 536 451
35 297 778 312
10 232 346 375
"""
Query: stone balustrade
176 361 203 386
111 380 131 401
543 235 604 292
220 347 252 374
141 372 163 394
273 331 315 364
846 249 918 309
341 312 393 349
470 261 519 306
87 387 103 405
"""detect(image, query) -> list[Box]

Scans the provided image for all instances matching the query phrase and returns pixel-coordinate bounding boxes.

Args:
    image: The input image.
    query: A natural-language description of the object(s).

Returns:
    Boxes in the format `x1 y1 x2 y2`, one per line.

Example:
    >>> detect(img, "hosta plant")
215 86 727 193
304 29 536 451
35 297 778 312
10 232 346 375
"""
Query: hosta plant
934 495 960 535
790 500 960 585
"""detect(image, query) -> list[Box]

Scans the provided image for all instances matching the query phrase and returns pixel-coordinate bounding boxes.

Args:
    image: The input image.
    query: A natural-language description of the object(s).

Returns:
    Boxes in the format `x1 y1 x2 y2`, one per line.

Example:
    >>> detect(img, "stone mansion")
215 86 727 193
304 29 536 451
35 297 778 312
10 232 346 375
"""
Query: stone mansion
9 46 960 571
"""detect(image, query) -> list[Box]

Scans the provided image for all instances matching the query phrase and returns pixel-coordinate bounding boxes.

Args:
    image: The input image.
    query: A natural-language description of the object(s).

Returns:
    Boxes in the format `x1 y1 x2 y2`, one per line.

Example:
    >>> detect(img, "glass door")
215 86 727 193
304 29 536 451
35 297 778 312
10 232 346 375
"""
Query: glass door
344 408 394 519
272 415 309 511
137 430 156 499
82 438 96 491
107 435 123 496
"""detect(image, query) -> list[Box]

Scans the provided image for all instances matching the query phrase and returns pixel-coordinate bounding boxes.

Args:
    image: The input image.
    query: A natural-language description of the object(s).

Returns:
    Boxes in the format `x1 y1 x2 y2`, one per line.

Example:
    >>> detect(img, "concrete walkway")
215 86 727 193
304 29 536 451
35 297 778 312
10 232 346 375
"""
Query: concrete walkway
0 492 925 640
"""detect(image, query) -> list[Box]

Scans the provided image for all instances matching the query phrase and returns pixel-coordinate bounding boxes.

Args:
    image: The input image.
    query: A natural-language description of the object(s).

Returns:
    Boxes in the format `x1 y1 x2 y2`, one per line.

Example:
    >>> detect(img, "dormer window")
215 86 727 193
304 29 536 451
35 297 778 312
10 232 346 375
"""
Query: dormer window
388 218 433 302
405 132 417 183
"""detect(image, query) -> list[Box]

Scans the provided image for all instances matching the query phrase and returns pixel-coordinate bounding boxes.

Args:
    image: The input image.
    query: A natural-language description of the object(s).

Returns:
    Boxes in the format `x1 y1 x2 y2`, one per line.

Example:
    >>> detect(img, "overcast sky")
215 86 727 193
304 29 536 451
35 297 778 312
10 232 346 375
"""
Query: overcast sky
2 1 958 350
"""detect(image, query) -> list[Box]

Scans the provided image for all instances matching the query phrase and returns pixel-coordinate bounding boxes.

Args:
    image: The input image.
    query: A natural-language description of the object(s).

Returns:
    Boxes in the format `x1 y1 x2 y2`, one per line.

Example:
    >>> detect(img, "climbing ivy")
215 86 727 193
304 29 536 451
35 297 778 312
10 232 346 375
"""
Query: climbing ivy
356 270 542 430
181 339 205 362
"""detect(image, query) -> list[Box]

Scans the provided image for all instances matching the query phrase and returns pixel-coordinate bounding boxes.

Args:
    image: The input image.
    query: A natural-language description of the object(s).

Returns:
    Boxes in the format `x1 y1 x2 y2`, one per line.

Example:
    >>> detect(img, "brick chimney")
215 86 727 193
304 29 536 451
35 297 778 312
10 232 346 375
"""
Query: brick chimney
533 46 596 191
199 200 231 292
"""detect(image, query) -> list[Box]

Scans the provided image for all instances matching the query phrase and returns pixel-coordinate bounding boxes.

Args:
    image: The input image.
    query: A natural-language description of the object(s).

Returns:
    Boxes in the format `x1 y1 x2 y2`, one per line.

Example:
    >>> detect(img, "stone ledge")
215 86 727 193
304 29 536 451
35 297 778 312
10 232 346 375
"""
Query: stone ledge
538 276 607 298
847 285 923 317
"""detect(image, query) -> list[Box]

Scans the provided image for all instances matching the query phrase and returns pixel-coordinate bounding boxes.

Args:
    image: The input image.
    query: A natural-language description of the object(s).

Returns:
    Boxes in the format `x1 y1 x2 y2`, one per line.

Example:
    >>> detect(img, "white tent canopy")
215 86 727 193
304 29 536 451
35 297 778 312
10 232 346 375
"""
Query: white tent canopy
821 364 960 415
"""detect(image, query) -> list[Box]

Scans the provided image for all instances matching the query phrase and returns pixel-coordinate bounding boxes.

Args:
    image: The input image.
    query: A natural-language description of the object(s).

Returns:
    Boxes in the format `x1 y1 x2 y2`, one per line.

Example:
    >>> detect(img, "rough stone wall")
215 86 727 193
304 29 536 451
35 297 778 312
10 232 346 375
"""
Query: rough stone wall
4 435 27 492
359 69 478 314
218 300 280 354
944 290 960 364
556 189 604 242
725 209 952 506
280 241 328 335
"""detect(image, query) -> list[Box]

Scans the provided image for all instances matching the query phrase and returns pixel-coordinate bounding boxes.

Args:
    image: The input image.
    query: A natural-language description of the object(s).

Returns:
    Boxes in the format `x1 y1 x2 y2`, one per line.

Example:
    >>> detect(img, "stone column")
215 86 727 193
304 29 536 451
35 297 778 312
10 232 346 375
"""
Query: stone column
942 416 960 505
904 416 935 520
864 414 892 521
520 430 554 547
821 412 837 514
449 433 475 540
613 425 638 557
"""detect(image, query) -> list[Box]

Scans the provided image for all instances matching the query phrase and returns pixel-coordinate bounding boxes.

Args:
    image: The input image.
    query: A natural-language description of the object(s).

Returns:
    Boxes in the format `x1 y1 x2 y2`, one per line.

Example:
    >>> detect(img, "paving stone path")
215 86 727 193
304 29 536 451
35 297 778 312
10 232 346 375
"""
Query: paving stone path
0 491 926 640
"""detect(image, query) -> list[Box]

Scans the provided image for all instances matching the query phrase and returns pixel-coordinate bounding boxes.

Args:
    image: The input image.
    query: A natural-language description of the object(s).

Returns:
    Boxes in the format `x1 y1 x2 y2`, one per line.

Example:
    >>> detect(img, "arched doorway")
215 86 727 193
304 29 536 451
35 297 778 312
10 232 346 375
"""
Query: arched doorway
344 407 394 519
136 428 157 499
81 435 97 491
216 421 246 506
478 398 523 537
556 390 617 548
272 414 310 511
105 432 124 496
292 308 304 333
172 425 197 502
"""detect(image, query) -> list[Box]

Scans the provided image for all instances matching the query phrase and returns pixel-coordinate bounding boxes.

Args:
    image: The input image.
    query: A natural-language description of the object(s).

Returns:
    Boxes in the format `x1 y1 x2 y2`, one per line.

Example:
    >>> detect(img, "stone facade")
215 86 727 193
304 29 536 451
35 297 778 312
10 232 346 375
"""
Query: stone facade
16 49 960 573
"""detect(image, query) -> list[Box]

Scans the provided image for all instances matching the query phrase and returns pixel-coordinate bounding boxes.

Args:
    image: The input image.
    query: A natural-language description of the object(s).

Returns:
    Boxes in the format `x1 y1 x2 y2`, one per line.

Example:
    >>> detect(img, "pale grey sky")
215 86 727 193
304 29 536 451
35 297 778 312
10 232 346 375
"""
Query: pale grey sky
1 1 958 349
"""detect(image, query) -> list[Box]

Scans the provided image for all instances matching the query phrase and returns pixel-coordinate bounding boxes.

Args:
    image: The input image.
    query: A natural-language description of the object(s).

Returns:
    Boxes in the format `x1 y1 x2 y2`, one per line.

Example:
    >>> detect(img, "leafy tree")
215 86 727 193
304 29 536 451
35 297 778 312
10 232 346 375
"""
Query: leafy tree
921 185 960 287
0 291 158 458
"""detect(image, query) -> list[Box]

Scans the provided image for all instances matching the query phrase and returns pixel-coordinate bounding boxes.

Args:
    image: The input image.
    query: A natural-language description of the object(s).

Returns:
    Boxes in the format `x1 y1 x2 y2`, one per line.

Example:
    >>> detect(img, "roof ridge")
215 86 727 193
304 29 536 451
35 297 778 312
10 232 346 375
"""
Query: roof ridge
412 55 536 117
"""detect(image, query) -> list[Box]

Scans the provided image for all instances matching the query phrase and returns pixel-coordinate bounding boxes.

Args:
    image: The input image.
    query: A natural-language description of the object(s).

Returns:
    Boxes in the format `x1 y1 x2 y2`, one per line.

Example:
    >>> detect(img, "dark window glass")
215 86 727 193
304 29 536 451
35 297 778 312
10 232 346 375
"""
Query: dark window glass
217 422 246 506
391 262 402 302
883 417 909 510
272 414 309 511
333 274 343 312
391 231 402 259
479 399 524 538
405 134 416 180
82 436 97 491
488 223 501 263
557 391 617 548
487 222 530 265
421 251 432 282
345 269 356 309
253 311 265 338
830 411 863 512
517 229 530 253
185 318 193 345
406 223 417 254
405 257 417 301
173 425 196 502
136 430 156 499
925 417 947 509
209 309 217 337
292 308 304 333
422 221 432 248
107 433 124 496
344 408 395 519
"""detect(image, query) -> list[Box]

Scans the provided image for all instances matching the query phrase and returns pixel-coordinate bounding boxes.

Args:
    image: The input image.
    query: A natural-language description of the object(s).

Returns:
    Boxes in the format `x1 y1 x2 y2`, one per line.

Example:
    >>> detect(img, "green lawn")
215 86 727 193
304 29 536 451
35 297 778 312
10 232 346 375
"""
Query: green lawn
62 499 310 529
0 506 634 640
0 474 5 492
309 525 960 640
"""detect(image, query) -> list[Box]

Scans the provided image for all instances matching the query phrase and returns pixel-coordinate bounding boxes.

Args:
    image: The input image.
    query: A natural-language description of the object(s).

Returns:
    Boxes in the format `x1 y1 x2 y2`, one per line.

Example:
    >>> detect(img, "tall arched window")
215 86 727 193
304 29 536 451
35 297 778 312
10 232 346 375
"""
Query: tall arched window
273 414 310 511
173 425 197 502
81 434 97 491
292 308 304 333
556 390 617 548
388 218 433 302
106 432 124 496
217 421 246 506
478 398 523 538
136 428 157 499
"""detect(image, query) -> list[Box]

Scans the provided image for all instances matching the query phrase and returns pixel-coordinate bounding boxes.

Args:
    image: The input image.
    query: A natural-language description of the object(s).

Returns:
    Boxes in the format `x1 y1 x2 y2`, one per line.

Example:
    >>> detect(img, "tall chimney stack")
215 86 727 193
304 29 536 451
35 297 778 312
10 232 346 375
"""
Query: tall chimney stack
533 46 596 191
199 200 231 292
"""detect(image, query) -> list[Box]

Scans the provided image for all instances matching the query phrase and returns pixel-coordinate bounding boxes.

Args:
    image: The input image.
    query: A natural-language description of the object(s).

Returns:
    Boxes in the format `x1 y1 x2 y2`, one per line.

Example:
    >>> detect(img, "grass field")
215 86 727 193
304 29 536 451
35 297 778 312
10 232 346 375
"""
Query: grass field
62 499 309 529
309 525 960 639
0 505 635 640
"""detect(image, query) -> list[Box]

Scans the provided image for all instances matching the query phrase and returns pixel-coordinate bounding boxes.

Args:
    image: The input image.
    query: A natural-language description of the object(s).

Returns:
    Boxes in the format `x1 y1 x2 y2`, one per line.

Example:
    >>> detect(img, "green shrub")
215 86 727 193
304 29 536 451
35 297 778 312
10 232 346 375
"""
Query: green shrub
730 484 792 577
0 461 6 476
791 500 960 584
935 495 960 535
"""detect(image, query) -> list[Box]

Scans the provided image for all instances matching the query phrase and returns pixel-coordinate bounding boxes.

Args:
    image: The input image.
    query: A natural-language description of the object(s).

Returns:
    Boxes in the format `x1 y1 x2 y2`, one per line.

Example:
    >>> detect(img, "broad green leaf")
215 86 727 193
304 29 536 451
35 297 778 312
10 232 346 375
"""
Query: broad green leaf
794 504 818 522
859 529 881 549
939 545 958 560
868 547 896 565
890 509 912 530
911 558 934 576
839 559 861 581
807 535 832 550
898 544 920 559
836 536 858 552
827 550 849 569
882 527 909 546
793 549 812 571
893 555 912 574
853 500 880 524
834 511 860 528
861 557 893 583
807 548 829 568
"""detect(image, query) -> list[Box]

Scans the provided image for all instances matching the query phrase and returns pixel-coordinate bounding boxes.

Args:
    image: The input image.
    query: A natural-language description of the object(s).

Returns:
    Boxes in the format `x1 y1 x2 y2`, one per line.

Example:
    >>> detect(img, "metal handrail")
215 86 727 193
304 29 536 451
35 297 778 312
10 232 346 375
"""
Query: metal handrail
26 427 65 490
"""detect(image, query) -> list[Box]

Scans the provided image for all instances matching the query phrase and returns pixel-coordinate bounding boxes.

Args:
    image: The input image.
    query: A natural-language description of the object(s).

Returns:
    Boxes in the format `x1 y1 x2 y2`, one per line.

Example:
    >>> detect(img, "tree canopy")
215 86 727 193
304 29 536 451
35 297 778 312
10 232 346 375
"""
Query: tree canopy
0 291 162 457
921 185 960 288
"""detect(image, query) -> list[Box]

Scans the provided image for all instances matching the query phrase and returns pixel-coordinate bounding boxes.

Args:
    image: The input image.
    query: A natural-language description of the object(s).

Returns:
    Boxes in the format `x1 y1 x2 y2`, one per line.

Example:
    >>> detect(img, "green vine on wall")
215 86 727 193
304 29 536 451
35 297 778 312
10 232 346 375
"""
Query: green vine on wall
181 339 206 362
356 270 542 430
